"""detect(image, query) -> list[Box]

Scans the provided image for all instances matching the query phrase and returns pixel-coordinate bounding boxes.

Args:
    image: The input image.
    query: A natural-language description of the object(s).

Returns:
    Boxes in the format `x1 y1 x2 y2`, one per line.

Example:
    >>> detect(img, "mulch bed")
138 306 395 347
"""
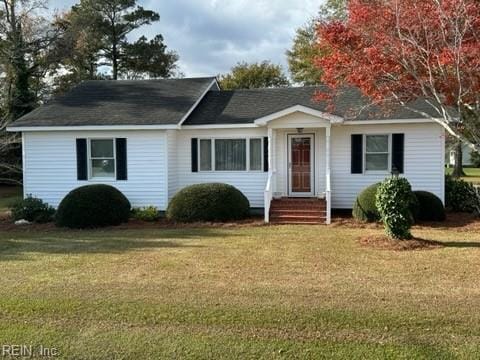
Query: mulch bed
358 234 444 251
0 211 265 232
1 207 479 234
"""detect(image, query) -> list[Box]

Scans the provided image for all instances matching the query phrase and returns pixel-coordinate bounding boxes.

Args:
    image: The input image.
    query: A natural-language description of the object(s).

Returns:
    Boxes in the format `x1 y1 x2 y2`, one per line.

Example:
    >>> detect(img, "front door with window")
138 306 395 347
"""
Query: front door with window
288 134 314 196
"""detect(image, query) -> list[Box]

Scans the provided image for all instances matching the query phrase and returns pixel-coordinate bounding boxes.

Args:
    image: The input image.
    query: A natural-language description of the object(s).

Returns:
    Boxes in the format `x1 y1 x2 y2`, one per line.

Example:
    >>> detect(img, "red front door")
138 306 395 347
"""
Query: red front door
291 136 312 194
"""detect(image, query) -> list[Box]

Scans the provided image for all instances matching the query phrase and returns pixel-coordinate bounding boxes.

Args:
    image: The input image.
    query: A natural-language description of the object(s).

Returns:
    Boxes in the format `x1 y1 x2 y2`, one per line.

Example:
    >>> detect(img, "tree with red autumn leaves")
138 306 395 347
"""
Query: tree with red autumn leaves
316 0 480 152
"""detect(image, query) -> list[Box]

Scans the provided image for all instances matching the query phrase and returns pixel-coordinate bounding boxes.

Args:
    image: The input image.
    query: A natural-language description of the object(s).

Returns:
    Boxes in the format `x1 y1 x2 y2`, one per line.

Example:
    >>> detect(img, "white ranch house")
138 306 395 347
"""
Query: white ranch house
8 77 445 224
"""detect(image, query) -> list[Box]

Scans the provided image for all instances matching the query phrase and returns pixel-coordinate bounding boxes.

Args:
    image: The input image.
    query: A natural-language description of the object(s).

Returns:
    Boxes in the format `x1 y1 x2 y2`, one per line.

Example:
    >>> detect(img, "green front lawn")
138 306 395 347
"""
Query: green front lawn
446 167 480 184
0 222 479 359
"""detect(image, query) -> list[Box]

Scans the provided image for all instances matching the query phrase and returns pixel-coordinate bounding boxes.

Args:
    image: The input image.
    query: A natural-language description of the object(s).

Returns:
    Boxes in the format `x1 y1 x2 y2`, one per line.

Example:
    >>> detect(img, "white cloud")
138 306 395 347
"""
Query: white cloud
49 0 323 77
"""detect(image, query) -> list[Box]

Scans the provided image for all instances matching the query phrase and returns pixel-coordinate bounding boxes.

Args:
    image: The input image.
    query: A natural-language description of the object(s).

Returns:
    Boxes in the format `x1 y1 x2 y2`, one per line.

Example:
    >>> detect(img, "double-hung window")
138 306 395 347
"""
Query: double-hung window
199 139 212 171
249 138 263 171
198 138 263 171
89 139 115 178
365 135 390 171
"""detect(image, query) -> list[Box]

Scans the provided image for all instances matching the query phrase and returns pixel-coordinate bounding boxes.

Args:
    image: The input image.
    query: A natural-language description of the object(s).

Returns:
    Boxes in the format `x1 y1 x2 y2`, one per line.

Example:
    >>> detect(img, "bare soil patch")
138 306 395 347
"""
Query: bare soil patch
358 234 444 251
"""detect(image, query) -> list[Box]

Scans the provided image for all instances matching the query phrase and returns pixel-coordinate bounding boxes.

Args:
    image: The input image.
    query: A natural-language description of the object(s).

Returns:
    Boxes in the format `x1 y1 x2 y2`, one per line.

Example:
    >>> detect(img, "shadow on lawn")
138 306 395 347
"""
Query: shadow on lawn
418 212 480 229
440 241 480 248
0 228 231 261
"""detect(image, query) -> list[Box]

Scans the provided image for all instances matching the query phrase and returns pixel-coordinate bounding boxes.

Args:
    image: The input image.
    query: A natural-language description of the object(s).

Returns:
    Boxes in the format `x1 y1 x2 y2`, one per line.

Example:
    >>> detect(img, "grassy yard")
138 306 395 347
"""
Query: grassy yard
446 167 480 184
0 186 22 211
0 221 480 359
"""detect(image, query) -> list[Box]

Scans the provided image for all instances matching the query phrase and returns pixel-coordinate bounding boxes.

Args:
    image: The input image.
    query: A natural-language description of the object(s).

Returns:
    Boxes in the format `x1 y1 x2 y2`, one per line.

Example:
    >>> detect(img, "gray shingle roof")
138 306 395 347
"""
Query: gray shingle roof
12 77 216 127
184 86 444 125
11 77 444 128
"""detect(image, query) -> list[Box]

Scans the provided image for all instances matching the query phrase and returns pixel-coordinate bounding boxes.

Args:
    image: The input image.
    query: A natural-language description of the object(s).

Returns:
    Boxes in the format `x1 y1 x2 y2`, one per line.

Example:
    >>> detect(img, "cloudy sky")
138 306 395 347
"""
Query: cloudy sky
49 0 323 77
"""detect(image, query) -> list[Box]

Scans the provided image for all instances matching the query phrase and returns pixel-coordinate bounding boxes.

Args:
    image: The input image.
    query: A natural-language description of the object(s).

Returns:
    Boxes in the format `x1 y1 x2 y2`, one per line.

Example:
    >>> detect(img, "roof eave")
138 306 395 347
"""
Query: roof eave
6 124 179 132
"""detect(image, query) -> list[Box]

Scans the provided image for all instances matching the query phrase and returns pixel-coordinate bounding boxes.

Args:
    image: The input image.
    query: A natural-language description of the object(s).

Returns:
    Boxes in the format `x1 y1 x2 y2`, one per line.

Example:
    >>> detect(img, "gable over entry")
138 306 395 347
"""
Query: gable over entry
260 105 344 225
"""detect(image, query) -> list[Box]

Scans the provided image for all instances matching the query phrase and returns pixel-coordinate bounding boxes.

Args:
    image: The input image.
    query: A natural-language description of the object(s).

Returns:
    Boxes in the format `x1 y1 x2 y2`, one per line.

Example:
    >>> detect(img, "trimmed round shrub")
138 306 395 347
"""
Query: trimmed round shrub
352 183 381 222
167 183 250 222
413 191 446 222
376 177 414 240
353 182 419 223
10 195 55 223
56 185 131 228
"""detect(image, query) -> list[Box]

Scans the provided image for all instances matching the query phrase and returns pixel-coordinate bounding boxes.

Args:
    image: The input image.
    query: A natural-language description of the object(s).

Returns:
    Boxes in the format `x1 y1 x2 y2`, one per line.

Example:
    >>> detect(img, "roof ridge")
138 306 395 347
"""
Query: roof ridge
211 85 326 95
81 76 216 84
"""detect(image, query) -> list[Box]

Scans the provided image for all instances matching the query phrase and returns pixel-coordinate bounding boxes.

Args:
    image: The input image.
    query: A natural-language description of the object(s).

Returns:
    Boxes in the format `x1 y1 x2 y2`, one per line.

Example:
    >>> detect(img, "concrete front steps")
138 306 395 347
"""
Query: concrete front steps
269 198 327 224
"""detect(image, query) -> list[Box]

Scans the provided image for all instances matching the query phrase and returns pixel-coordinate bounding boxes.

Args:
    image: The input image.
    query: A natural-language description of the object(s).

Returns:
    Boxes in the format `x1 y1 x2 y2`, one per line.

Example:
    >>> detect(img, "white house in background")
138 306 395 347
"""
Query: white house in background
7 77 445 224
446 142 474 167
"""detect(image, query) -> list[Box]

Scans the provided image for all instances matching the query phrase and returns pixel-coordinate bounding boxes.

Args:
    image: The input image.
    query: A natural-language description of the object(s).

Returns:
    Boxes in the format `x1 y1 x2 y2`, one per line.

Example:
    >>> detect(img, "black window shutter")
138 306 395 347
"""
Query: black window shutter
116 138 128 180
76 138 88 180
263 137 269 172
191 138 198 172
392 133 405 173
351 134 363 174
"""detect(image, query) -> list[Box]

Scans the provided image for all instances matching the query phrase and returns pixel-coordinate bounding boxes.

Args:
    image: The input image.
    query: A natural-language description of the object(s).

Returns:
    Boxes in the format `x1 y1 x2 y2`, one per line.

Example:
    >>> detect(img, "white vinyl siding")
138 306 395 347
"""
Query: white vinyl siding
21 121 444 212
174 129 268 207
330 123 444 208
23 130 168 209
166 130 178 201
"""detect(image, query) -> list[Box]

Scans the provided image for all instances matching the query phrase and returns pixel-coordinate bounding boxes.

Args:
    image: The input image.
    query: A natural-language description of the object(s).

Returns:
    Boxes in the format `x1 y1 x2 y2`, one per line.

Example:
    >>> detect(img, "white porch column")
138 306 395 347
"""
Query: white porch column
268 127 273 173
325 126 332 224
271 128 276 193
264 127 274 223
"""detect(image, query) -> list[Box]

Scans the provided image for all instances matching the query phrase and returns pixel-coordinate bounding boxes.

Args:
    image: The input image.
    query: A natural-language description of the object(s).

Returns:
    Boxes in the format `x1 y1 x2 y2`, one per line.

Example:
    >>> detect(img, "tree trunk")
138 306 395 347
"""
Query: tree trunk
112 42 118 80
452 141 466 177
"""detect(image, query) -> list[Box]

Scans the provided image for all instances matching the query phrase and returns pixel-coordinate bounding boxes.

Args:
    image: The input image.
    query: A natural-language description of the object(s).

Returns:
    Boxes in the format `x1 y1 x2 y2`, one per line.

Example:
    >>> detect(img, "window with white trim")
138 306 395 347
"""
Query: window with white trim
199 139 212 171
89 139 115 178
249 138 262 171
365 134 389 171
199 138 263 172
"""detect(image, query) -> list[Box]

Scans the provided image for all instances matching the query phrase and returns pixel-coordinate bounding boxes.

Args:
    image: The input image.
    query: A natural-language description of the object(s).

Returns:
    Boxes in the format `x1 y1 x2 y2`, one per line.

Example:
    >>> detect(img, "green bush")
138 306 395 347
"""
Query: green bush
470 150 480 168
445 175 478 212
10 195 55 223
132 206 160 222
353 182 421 224
376 177 414 240
352 183 381 222
56 185 131 229
166 183 250 222
413 191 446 222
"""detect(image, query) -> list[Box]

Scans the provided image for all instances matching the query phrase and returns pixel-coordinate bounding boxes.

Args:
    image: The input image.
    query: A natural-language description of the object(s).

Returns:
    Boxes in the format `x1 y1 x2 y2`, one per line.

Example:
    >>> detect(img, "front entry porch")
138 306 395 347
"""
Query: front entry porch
259 106 339 224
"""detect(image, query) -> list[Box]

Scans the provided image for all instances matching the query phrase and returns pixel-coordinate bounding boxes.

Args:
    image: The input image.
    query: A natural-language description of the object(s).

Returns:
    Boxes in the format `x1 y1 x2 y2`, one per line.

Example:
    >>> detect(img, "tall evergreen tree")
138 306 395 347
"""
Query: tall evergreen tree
121 35 178 79
53 0 179 88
